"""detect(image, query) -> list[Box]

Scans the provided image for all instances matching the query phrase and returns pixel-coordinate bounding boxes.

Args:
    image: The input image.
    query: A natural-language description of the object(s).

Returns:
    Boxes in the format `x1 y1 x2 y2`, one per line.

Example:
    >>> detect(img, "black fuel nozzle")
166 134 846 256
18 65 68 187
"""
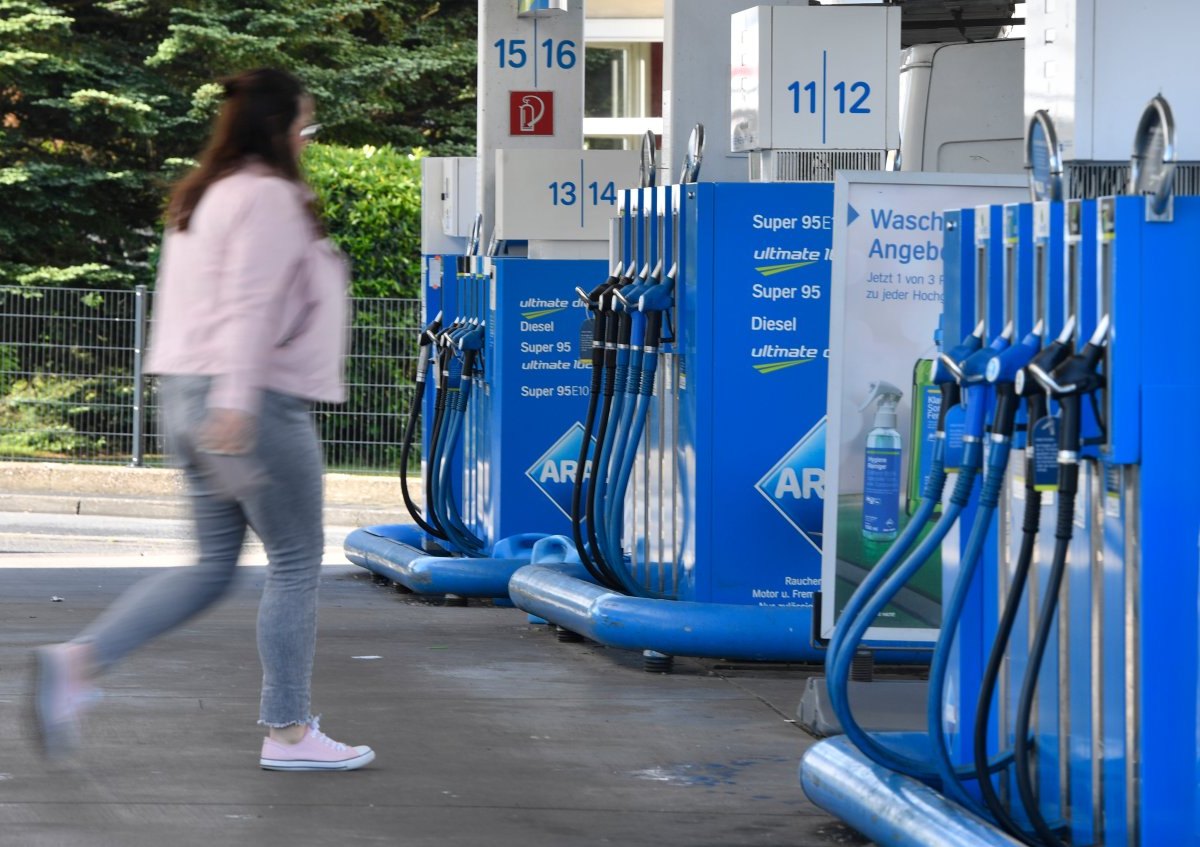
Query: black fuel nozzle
413 311 447 384
1016 315 1076 402
1028 315 1110 492
576 262 624 315
419 311 444 346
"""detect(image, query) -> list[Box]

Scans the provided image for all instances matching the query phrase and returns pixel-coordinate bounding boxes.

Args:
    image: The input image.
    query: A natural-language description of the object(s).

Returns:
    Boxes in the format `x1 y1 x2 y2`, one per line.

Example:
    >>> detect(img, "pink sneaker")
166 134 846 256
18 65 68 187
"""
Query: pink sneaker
259 718 375 771
30 643 98 759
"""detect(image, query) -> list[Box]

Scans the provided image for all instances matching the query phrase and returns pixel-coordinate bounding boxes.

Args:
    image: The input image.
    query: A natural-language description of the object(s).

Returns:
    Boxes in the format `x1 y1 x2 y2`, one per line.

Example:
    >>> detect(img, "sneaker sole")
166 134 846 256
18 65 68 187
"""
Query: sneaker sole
260 748 375 772
29 648 77 760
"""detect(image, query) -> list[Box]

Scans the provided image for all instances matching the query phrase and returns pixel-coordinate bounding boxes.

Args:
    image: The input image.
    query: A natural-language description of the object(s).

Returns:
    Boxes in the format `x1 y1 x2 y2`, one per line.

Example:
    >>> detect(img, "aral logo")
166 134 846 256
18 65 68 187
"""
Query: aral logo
755 418 826 552
525 422 594 520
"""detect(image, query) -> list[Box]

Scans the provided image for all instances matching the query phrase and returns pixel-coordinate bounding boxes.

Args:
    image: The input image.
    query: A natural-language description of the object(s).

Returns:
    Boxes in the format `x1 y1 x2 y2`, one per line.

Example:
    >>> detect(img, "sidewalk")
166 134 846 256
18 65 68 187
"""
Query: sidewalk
0 461 413 528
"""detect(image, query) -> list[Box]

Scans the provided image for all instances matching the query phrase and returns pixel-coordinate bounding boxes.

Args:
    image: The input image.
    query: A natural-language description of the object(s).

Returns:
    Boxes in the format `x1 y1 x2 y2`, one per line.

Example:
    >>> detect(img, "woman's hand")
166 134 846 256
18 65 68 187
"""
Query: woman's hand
197 408 257 455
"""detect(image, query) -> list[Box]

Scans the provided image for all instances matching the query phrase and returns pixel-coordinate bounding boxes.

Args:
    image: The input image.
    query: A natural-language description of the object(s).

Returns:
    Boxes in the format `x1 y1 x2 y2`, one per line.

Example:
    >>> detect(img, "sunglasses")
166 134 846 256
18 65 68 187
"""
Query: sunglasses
298 123 322 140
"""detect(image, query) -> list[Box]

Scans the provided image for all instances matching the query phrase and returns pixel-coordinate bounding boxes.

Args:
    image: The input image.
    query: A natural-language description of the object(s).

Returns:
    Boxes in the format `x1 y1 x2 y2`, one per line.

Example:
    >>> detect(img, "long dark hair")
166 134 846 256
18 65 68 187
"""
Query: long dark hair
167 68 307 231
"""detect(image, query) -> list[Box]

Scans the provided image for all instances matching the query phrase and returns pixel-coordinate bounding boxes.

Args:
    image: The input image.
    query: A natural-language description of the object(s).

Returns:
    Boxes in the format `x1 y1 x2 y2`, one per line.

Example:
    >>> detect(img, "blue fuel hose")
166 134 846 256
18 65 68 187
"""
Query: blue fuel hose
600 283 643 568
399 314 447 540
829 329 1010 781
434 382 484 555
599 271 674 599
1013 321 1107 847
428 329 486 557
927 434 1011 811
825 437 947 684
603 267 663 574
971 324 1074 842
830 441 981 780
927 325 1044 815
570 273 623 590
585 283 631 588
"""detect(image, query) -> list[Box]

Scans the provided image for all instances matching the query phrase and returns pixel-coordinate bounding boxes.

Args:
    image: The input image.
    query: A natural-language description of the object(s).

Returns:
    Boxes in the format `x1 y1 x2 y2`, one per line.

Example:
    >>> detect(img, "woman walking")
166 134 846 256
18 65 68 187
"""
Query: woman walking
31 68 373 771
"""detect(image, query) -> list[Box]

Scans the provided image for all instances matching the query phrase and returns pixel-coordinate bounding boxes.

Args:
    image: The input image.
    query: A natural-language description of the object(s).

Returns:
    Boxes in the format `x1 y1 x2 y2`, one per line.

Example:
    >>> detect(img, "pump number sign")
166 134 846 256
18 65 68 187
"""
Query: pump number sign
494 149 639 241
731 5 900 152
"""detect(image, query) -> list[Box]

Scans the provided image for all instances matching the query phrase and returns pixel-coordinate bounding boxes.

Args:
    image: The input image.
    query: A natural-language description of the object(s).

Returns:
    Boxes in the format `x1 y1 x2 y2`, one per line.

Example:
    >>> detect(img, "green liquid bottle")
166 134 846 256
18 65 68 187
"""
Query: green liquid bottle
906 357 941 516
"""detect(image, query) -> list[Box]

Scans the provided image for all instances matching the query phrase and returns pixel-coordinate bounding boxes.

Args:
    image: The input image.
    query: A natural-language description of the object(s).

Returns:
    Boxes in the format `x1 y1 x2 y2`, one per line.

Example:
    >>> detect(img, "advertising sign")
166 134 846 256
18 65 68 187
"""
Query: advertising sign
820 171 1026 642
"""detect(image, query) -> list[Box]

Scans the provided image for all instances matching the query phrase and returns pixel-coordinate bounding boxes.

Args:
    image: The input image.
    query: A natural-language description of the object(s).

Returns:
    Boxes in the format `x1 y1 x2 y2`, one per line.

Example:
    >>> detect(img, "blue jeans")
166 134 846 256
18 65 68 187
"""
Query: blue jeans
76 375 325 727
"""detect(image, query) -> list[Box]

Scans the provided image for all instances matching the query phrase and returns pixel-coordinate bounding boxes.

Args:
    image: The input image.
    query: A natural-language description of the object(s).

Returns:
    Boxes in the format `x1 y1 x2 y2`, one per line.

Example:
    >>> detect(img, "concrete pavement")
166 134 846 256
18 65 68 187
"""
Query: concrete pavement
0 565 866 847
0 464 868 847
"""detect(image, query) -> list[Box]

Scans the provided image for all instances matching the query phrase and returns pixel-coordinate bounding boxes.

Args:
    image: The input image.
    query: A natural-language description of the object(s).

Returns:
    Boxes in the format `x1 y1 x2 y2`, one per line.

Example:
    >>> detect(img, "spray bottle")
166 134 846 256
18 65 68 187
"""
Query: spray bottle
860 381 904 541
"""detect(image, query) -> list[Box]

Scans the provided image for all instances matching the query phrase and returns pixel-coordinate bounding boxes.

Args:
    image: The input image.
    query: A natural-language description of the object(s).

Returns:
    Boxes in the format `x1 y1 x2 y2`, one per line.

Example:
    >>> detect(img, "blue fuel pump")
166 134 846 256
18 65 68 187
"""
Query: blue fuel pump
803 96 1200 847
345 245 610 596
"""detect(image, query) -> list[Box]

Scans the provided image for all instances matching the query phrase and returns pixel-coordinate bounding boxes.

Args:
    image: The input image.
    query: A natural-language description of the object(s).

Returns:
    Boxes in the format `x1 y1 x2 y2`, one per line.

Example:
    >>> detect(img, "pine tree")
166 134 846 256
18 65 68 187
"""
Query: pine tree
0 0 477 289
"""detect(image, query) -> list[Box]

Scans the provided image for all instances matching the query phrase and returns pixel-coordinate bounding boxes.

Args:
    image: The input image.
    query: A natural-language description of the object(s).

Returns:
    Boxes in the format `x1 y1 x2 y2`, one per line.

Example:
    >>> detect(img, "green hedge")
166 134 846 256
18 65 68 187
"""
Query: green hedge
303 143 425 299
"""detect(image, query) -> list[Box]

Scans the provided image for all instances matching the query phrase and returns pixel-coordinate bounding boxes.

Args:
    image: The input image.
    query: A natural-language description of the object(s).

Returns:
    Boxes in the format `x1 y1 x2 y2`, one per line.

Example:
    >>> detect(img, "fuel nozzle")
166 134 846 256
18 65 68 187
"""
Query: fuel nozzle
576 263 624 314
615 260 661 310
1029 314 1110 471
934 320 986 385
931 321 986 432
420 311 444 346
985 320 1044 438
958 322 1015 439
414 311 445 383
1017 315 1076 400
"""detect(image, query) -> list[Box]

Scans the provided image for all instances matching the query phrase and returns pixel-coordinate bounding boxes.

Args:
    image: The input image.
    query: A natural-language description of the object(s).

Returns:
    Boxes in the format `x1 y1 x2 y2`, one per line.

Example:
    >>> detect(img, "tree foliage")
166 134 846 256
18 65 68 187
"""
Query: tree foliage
303 142 424 298
0 0 477 294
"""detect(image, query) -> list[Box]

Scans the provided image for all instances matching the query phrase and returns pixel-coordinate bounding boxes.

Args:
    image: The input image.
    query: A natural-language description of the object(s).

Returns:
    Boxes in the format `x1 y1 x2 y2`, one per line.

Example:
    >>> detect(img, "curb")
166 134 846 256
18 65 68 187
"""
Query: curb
0 462 418 527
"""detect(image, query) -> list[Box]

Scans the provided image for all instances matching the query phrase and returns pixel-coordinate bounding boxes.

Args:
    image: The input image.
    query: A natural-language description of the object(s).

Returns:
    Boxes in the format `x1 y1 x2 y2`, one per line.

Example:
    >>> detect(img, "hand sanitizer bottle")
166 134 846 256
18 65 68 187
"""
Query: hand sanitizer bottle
861 381 904 541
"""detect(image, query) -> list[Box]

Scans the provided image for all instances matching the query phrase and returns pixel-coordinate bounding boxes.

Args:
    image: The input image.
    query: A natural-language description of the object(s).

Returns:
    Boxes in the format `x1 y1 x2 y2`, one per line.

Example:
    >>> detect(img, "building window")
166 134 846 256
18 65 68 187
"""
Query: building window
583 40 663 150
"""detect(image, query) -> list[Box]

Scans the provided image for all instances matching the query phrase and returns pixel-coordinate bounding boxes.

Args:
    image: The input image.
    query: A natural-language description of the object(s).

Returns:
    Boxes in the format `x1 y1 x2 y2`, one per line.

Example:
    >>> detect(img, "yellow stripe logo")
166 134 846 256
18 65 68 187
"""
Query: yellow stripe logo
755 260 816 277
521 308 565 320
753 359 812 375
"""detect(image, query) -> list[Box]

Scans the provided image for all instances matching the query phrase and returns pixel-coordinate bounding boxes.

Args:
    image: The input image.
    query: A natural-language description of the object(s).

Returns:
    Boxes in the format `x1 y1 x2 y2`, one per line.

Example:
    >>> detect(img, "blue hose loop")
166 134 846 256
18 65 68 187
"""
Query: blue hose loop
530 535 582 565
830 439 984 780
927 436 1013 812
492 533 550 559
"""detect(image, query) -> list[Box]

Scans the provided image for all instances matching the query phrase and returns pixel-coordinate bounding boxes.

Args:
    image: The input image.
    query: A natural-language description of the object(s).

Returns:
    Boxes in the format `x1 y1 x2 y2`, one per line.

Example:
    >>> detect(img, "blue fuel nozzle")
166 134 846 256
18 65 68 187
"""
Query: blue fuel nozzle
960 322 1014 386
457 321 485 352
615 260 661 309
986 319 1044 385
957 323 1014 439
934 320 986 385
637 262 675 313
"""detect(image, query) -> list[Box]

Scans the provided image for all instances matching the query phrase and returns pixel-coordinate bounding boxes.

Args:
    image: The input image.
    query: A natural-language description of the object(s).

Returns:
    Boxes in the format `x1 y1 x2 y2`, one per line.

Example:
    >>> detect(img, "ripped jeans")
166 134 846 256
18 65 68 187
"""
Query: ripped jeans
76 375 325 727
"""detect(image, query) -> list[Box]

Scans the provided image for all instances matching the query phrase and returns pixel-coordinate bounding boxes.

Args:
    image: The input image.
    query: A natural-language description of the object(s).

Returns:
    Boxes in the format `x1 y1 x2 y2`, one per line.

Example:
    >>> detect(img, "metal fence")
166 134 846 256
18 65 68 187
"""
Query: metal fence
0 286 423 474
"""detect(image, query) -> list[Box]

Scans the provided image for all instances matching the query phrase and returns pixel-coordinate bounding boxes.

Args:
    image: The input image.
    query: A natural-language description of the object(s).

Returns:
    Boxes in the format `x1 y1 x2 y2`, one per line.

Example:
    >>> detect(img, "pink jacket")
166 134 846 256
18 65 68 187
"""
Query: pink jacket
146 163 349 414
